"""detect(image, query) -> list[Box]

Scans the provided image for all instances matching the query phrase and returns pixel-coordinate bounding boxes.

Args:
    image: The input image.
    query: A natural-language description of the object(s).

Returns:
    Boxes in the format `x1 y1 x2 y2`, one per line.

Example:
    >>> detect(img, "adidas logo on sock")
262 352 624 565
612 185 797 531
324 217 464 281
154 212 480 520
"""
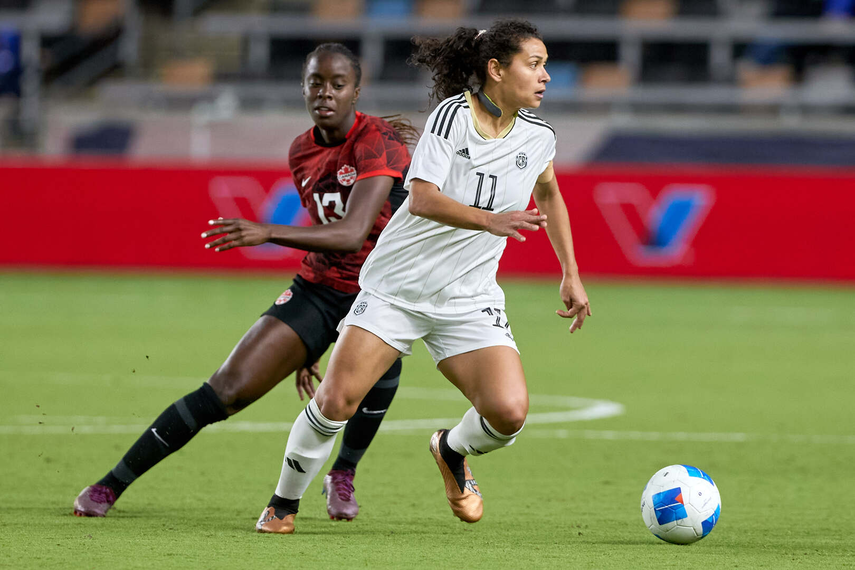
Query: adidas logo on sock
456 147 470 159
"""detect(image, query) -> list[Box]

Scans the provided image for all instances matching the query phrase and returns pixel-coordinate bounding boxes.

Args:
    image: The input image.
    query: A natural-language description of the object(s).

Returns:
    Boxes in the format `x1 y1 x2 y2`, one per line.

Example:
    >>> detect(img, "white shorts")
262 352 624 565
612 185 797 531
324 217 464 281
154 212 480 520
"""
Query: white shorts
340 290 519 365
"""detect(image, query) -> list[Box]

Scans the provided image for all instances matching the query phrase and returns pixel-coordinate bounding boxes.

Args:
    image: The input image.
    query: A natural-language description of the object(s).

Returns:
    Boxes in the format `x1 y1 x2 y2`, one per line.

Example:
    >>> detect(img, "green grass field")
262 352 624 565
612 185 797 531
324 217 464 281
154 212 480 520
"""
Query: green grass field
1 271 854 569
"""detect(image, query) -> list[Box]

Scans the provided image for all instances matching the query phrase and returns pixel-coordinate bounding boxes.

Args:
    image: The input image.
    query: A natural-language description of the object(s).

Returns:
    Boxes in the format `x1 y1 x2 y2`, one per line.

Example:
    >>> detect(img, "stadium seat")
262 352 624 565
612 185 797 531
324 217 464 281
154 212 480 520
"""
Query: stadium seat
737 61 794 90
415 0 465 19
366 0 413 17
620 0 676 19
581 62 631 90
160 57 214 86
75 0 124 35
313 0 364 18
544 61 580 89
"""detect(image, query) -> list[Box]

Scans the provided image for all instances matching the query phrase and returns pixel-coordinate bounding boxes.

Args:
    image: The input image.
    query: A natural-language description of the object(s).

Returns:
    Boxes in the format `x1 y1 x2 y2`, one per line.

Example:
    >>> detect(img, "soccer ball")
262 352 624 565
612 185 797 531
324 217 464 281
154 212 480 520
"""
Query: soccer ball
640 464 721 544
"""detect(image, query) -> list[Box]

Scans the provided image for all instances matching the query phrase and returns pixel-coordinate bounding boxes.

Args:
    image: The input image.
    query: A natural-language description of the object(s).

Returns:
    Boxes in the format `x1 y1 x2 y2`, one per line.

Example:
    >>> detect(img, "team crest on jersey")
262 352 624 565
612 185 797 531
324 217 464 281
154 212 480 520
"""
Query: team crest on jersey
353 301 368 315
337 164 357 186
275 290 293 305
516 152 528 169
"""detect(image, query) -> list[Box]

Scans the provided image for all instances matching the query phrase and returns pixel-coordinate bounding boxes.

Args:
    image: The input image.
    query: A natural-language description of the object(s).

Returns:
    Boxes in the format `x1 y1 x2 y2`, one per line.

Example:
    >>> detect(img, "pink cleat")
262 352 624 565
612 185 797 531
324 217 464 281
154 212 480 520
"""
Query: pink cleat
322 470 359 521
73 484 117 517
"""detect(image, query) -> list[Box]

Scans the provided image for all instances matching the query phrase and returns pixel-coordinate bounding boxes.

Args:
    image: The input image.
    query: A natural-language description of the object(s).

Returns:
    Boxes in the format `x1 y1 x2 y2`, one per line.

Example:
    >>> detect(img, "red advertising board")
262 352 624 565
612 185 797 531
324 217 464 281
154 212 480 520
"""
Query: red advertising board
2 160 854 281
504 165 855 281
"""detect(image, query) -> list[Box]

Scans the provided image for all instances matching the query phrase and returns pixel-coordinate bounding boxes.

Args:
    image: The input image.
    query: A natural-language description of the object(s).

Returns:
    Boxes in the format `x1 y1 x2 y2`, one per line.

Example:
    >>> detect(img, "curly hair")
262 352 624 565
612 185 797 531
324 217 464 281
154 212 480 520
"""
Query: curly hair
408 19 542 105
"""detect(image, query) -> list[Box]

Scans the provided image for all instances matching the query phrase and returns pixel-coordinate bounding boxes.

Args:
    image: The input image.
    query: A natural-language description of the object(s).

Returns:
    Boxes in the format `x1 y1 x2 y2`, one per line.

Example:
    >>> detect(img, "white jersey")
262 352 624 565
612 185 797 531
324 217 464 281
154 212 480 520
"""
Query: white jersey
359 91 557 314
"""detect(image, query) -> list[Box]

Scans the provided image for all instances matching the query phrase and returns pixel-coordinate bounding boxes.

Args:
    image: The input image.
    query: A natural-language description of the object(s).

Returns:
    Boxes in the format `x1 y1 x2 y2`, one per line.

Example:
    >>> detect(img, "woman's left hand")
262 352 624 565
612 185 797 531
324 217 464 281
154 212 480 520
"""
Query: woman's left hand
556 275 592 333
202 218 272 252
296 360 324 401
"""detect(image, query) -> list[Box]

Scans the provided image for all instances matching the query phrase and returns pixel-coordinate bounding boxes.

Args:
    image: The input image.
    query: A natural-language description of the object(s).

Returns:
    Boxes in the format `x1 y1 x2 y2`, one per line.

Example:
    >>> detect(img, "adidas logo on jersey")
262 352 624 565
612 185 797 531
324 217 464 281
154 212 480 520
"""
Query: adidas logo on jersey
456 147 470 159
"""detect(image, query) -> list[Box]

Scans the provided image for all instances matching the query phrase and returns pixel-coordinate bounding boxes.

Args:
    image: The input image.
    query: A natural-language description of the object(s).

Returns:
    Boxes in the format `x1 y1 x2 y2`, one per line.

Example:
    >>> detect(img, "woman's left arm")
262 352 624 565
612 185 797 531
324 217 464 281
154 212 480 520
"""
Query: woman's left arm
531 161 592 333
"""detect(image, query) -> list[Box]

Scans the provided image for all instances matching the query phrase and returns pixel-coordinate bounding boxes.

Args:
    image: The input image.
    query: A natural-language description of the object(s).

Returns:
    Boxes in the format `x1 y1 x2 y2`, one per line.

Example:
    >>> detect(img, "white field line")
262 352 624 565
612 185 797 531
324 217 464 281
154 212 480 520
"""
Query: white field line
526 429 855 445
2 421 853 445
3 372 853 444
1 386 624 435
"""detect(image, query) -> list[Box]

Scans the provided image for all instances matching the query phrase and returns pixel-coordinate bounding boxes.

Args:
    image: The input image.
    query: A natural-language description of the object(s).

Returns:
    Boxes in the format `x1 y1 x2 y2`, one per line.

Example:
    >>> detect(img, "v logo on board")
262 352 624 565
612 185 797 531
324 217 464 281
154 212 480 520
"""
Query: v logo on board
594 183 714 267
208 176 311 260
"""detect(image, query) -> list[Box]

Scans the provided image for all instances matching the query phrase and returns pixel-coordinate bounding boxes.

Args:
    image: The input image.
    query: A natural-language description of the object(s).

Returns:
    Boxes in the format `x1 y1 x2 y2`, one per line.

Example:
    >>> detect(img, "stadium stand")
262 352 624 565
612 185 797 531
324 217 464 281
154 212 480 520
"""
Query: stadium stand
3 0 855 152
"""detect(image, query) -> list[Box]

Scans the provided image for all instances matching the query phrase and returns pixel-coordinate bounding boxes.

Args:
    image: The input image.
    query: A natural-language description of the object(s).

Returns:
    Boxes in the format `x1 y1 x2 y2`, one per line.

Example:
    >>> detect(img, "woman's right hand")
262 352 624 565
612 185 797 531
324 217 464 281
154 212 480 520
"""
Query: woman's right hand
201 218 272 252
486 208 547 242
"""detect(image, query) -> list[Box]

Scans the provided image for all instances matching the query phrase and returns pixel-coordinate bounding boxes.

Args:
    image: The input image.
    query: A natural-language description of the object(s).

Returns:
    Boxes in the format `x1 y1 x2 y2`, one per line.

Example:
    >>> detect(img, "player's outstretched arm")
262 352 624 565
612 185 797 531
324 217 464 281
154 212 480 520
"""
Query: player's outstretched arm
531 162 592 333
408 178 547 242
201 176 395 253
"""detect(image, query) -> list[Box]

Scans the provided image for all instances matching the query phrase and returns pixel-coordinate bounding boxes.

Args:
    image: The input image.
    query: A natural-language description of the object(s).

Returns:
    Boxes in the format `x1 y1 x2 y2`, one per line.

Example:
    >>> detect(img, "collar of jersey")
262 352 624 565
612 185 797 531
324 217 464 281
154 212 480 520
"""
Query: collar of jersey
312 111 363 147
465 91 516 140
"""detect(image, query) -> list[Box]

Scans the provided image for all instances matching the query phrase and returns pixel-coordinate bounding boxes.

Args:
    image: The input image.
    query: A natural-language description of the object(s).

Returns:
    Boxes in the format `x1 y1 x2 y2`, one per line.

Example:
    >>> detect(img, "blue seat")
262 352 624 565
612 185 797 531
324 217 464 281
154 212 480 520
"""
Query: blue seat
366 0 413 17
544 62 579 89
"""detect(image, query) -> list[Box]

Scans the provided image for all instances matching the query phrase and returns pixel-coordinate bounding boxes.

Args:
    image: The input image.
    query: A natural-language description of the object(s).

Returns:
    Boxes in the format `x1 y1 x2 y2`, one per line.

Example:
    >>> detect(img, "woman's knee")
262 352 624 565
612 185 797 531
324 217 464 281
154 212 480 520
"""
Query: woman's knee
315 389 359 422
207 368 258 414
483 399 528 435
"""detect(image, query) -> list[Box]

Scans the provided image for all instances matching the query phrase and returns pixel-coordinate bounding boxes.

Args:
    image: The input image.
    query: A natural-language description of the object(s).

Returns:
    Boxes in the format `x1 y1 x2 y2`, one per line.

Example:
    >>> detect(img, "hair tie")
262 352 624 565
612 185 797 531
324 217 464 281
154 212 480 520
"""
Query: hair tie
476 29 487 40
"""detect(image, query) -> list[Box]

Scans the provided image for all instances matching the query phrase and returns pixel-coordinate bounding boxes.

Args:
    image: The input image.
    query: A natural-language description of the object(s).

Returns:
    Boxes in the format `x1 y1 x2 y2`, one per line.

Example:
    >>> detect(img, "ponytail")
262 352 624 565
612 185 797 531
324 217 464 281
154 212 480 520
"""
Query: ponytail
409 27 482 105
409 19 542 106
380 114 420 148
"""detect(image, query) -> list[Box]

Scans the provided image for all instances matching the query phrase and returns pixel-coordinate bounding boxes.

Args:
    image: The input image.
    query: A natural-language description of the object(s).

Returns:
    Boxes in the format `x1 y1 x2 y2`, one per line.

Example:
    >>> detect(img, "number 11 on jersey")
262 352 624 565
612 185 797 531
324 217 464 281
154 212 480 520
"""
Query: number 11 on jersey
470 172 497 211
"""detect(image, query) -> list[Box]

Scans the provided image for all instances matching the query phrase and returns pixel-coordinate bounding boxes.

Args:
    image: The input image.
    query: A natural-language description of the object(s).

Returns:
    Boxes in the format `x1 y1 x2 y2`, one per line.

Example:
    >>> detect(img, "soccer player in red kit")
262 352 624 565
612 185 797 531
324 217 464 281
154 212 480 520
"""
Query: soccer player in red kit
73 43 414 523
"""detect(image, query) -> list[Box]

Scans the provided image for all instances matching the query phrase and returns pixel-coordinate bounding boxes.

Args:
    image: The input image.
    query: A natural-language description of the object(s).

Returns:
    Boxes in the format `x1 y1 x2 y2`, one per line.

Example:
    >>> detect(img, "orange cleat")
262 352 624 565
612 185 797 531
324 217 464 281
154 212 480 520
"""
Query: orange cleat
429 430 483 523
255 506 296 534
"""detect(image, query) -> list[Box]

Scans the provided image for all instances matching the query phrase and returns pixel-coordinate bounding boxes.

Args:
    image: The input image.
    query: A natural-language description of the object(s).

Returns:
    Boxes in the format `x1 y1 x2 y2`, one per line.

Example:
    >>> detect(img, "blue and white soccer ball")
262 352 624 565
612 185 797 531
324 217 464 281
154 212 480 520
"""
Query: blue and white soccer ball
640 464 721 544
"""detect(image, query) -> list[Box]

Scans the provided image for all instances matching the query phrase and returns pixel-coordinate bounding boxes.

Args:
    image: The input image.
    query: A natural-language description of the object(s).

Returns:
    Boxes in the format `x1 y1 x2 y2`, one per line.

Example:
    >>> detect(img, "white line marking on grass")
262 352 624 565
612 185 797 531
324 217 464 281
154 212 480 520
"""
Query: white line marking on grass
0 388 624 435
4 373 854 445
525 429 855 445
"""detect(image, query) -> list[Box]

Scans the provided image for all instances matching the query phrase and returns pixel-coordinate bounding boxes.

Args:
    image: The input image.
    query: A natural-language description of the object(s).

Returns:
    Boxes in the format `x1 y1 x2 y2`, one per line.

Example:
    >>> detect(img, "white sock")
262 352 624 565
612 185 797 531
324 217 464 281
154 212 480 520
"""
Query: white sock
446 406 523 457
275 398 347 500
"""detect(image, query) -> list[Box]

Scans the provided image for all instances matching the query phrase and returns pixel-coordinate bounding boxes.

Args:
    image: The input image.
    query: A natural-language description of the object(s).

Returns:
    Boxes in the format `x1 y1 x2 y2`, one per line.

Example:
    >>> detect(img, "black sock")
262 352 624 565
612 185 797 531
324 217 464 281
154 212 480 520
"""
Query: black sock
330 359 401 473
439 429 466 492
97 383 228 497
268 494 300 516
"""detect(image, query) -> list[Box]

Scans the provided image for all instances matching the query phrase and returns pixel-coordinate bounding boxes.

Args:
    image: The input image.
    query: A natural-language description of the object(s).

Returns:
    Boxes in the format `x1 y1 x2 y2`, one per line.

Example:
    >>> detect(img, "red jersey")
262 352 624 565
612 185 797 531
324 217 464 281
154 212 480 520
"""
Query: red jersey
289 112 411 293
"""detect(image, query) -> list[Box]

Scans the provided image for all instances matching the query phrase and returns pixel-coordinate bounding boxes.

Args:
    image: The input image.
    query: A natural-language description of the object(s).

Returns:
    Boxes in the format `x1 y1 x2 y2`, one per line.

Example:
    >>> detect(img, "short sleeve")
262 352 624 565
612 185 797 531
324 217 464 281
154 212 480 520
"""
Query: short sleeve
543 132 556 173
288 135 311 209
353 123 410 182
404 95 467 191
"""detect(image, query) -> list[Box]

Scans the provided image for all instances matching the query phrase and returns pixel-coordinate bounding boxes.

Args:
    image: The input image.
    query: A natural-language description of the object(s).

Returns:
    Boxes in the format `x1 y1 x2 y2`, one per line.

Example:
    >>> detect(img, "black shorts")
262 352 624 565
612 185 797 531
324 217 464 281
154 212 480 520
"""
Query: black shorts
262 275 357 367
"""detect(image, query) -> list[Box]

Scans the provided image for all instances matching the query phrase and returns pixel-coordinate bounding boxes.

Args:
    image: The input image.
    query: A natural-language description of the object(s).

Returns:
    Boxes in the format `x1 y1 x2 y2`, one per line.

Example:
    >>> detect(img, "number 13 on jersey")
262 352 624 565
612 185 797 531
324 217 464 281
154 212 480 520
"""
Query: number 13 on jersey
314 192 345 224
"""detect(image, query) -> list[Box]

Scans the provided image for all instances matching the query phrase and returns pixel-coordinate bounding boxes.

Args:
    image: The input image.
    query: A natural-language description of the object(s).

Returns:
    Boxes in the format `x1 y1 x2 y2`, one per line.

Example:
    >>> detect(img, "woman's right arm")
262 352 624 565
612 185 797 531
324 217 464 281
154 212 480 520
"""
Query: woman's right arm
202 175 394 253
408 178 547 242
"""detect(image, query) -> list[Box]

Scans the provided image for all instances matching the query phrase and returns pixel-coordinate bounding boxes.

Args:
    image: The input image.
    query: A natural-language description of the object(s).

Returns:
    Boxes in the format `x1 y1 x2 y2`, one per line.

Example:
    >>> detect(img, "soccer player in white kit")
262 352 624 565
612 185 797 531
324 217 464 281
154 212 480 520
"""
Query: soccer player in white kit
256 19 592 533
